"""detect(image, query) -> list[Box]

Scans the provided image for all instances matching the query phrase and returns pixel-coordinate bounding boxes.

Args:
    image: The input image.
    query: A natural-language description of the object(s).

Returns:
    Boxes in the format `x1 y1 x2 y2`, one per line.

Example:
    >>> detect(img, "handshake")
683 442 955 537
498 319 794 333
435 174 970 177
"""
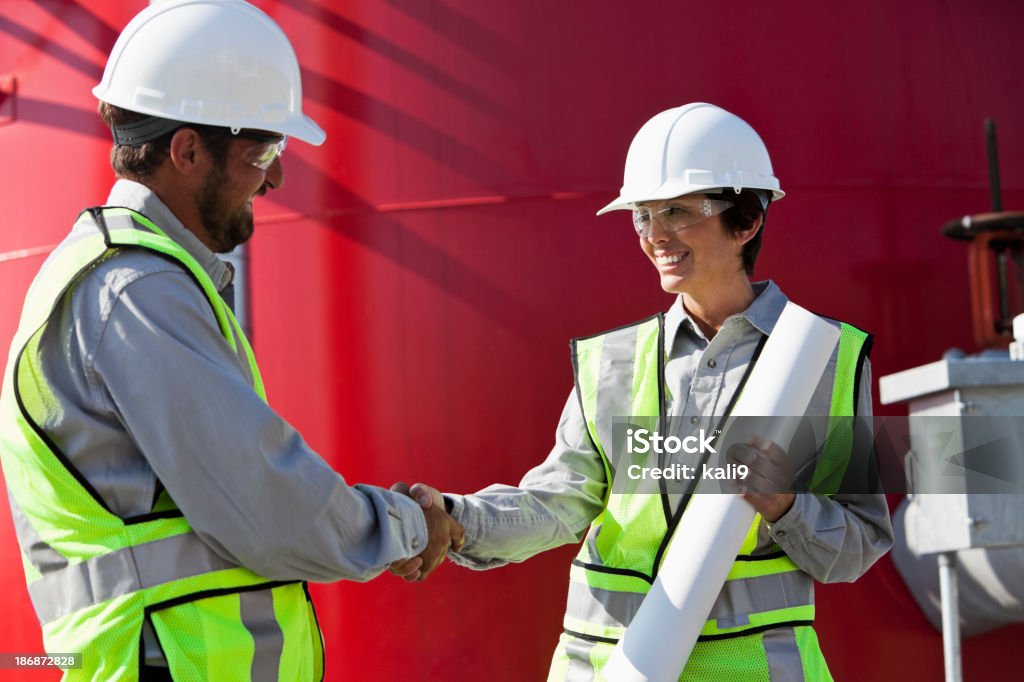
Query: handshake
387 482 465 583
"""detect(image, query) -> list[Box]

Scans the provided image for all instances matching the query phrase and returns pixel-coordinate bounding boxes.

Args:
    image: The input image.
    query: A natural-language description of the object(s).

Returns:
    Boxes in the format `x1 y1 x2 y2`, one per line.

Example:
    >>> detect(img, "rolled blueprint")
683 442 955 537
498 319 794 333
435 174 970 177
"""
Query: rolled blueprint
603 302 841 681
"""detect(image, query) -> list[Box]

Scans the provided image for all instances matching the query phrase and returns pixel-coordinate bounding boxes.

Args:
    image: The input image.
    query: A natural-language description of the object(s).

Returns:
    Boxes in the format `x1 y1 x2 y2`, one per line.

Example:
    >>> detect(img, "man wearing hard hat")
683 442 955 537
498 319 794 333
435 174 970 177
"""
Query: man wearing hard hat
392 103 894 679
0 2 463 680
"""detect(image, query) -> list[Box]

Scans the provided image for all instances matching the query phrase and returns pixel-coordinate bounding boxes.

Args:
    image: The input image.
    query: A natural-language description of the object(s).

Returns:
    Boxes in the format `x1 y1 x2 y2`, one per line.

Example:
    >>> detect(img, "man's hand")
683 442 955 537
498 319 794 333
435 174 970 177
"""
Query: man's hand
387 482 465 582
727 436 796 523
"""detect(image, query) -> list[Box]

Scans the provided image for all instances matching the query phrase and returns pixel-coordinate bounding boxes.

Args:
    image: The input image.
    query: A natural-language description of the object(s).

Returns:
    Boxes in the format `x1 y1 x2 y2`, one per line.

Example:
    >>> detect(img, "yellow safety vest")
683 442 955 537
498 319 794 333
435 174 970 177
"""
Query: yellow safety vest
550 314 870 681
0 207 324 681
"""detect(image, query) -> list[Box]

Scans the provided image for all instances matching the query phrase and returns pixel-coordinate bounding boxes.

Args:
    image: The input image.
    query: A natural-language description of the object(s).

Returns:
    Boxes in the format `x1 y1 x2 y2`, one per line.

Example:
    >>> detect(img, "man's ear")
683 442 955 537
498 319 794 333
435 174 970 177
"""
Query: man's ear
167 128 204 176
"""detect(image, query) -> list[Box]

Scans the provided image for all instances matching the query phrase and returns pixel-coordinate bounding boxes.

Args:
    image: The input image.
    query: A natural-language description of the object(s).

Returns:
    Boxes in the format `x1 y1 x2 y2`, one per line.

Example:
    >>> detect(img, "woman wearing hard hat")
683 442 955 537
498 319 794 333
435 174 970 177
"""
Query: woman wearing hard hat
392 103 893 680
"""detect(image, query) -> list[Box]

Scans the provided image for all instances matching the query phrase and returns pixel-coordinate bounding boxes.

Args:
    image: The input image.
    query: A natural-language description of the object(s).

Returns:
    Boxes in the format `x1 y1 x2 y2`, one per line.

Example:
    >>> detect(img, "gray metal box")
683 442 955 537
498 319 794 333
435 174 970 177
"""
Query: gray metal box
880 355 1024 554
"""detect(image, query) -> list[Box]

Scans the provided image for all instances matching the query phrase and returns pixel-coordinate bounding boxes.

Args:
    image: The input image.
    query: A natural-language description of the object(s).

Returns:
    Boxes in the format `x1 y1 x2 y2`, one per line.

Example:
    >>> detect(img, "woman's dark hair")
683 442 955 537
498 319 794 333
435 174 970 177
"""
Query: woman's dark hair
98 102 232 180
718 189 768 276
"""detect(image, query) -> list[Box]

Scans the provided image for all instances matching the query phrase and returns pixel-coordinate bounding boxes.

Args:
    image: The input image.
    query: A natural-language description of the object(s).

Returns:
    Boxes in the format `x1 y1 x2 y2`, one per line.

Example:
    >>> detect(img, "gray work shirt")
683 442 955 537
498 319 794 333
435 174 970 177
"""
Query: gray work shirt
36 179 428 583
448 281 894 584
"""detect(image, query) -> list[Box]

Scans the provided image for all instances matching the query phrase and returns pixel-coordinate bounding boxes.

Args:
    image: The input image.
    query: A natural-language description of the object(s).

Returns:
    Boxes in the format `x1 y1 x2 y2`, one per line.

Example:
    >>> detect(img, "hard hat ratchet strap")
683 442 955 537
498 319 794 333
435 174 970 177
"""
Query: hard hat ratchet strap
110 115 183 147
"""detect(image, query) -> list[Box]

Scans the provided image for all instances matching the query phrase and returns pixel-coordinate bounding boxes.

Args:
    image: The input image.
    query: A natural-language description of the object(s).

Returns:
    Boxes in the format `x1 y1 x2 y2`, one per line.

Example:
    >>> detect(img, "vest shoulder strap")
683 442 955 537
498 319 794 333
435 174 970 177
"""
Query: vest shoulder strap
809 319 873 494
570 314 664 479
89 207 265 399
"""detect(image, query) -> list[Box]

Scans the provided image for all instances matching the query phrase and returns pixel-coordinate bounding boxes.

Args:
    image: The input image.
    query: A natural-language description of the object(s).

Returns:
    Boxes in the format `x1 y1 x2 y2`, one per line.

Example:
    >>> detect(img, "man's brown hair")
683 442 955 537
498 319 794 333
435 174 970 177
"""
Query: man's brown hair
98 103 232 180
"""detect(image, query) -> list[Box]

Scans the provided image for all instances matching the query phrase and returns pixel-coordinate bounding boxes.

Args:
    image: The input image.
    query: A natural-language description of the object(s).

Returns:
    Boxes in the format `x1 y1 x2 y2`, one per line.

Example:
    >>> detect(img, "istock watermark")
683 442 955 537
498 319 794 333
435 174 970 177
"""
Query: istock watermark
625 461 749 482
609 414 1024 496
625 428 718 455
624 427 748 482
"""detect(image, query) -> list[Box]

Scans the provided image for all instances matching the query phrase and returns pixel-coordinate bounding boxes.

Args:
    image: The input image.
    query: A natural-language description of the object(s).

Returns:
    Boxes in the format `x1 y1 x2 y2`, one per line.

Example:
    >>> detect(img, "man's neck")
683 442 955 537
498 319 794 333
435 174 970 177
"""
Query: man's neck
137 172 216 251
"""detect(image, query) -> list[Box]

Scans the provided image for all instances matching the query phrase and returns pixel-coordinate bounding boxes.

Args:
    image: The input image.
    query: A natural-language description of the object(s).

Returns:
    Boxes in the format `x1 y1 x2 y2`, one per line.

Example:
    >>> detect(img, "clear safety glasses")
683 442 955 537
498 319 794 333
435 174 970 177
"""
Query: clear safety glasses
236 132 288 170
632 198 733 238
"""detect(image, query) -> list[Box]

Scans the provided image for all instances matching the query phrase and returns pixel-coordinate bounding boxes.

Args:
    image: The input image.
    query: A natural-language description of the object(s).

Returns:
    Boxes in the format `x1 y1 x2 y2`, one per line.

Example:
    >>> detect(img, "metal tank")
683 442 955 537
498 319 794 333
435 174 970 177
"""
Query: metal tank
2 1 1024 679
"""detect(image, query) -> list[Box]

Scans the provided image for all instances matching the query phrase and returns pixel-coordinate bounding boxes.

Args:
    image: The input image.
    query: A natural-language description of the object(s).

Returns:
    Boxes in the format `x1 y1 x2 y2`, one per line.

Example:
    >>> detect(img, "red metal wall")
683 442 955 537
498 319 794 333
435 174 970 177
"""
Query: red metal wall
1 1 1023 679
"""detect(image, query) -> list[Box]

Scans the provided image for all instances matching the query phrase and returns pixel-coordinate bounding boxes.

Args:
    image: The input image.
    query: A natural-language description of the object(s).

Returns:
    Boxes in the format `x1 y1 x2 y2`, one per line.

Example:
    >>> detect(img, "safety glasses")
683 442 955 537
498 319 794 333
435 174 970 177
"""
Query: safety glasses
237 132 288 170
632 198 733 238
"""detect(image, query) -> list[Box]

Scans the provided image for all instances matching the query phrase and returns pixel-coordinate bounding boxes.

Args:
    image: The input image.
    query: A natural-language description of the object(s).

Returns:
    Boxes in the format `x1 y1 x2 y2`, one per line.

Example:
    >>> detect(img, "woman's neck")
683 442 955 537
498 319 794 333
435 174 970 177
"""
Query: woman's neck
682 278 755 340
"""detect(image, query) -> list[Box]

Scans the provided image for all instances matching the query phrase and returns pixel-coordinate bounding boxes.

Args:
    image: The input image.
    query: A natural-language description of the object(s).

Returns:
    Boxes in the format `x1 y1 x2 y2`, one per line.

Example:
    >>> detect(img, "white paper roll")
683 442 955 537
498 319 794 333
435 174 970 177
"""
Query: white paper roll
603 302 841 681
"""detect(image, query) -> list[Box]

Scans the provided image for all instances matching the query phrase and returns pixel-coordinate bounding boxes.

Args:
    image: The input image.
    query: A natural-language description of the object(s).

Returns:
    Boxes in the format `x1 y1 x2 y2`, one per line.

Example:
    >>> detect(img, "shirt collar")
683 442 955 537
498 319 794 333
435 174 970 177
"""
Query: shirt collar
664 280 790 352
105 179 233 291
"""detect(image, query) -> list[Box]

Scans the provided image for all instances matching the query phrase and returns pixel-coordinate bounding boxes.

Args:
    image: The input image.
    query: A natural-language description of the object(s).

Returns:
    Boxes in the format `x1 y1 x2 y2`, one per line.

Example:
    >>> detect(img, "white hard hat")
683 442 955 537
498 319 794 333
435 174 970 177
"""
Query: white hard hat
93 0 325 145
597 103 782 215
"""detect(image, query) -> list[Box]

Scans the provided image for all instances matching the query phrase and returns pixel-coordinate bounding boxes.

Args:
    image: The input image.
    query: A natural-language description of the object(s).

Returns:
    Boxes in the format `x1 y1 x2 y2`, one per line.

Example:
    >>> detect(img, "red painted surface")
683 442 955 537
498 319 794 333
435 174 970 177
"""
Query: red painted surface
1 1 1023 680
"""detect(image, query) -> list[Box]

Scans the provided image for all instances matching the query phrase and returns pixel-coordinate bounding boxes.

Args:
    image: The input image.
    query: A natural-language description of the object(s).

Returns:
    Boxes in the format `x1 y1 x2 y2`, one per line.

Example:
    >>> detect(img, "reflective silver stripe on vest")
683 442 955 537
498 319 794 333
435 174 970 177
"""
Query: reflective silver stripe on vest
103 212 140 235
240 589 284 682
595 324 639 469
8 493 69 574
762 627 806 681
709 571 813 629
566 570 812 631
28 531 237 624
567 580 641 631
562 635 601 682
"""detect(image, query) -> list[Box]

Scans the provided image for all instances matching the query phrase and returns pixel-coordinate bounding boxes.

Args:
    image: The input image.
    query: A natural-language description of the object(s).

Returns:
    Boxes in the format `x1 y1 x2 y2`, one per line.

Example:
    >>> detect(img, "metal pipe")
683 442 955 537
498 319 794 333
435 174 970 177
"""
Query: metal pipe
986 118 1002 213
938 551 963 682
998 248 1011 328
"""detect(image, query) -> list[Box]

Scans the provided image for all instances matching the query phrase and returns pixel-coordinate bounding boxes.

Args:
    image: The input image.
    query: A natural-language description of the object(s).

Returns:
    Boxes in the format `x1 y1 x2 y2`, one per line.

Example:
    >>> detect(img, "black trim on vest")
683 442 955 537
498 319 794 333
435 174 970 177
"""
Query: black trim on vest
8 211 151 519
802 313 873 417
571 558 654 585
303 582 327 682
144 580 300 615
124 510 186 525
92 208 224 323
564 619 816 647
570 313 663 343
139 608 177 681
650 333 769 580
150 481 165 514
13 340 117 517
655 313 673 526
696 620 815 642
570 314 664 502
562 628 619 646
138 617 164 681
733 550 788 562
569 339 603 472
852 333 874 417
88 207 112 246
92 207 243 522
142 584 307 680
90 205 163 238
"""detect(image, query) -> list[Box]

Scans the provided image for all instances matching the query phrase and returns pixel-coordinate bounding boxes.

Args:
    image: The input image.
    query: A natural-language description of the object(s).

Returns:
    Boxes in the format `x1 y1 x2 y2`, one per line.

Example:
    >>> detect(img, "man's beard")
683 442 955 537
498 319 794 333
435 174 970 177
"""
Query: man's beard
196 162 255 253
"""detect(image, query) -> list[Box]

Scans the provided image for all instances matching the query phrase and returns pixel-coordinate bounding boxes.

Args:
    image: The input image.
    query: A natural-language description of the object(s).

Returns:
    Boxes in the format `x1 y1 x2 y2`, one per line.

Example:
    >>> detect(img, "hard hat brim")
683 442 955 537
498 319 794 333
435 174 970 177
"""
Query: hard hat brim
596 185 785 216
283 115 327 146
93 80 328 146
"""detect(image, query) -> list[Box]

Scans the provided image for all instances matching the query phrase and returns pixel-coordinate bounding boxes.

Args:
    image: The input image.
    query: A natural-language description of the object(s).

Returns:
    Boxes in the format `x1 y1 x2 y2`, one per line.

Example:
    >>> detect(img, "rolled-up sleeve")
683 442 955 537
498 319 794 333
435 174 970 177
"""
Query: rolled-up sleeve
92 271 427 583
447 390 606 570
765 359 894 582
